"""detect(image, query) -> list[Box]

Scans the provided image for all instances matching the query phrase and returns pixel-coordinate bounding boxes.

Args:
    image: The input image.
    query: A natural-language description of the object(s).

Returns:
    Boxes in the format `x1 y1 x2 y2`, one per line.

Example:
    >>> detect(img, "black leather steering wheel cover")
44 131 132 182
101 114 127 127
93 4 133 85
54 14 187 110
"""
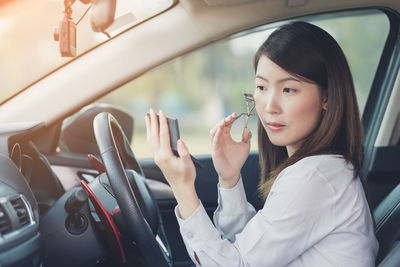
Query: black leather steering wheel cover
93 112 170 267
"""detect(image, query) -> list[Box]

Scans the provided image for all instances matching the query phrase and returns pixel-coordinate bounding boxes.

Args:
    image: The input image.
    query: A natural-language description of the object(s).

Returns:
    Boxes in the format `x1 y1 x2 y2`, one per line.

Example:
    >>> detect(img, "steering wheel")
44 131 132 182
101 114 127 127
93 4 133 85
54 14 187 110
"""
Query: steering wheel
93 112 172 267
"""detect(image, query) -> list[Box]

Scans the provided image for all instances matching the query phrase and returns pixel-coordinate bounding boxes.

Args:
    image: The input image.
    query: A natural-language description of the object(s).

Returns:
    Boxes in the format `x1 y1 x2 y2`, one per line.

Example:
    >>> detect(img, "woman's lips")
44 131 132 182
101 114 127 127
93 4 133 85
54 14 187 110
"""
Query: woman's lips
266 122 285 131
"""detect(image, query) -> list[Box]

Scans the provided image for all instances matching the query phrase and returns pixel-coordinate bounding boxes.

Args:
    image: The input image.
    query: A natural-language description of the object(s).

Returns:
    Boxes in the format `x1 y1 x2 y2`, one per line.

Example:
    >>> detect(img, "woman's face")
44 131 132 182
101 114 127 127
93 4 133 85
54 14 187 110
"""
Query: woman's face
254 55 327 156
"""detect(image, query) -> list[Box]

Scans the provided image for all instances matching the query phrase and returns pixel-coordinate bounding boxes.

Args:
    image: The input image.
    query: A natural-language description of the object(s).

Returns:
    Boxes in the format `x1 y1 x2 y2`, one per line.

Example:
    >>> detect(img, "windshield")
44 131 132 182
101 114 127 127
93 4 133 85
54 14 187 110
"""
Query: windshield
0 0 173 104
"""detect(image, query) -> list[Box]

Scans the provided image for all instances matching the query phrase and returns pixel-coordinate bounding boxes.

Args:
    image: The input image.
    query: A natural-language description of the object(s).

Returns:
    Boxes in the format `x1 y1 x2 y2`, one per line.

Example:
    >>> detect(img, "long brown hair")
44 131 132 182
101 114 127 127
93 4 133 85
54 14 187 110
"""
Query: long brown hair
255 21 363 200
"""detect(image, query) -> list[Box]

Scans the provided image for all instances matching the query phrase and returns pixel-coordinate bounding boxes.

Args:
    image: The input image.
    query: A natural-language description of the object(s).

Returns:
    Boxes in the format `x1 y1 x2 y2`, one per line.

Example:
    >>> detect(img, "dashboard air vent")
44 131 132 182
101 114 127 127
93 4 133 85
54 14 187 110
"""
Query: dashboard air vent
0 206 11 234
10 197 30 227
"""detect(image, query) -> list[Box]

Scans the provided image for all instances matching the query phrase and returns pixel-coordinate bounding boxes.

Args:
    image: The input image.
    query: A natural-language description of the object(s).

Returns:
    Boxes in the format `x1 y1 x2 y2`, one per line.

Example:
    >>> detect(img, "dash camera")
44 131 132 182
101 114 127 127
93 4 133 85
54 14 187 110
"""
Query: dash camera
54 15 76 57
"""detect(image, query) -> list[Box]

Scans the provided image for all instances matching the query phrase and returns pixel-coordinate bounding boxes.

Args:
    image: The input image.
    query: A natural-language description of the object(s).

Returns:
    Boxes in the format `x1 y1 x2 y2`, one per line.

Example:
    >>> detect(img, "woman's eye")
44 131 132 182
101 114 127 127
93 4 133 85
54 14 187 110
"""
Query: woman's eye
256 86 266 91
283 87 296 93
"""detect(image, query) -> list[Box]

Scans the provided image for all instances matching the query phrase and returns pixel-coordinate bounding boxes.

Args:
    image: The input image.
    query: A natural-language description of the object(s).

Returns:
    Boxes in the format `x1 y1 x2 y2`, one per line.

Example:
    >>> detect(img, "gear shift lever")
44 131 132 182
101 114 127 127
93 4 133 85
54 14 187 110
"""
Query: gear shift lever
65 188 89 234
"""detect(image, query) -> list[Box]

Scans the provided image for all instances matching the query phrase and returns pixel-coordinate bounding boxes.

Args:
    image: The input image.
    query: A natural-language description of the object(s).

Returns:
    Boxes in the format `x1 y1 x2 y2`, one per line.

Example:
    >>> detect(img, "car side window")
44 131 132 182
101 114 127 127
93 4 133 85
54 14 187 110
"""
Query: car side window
98 9 389 158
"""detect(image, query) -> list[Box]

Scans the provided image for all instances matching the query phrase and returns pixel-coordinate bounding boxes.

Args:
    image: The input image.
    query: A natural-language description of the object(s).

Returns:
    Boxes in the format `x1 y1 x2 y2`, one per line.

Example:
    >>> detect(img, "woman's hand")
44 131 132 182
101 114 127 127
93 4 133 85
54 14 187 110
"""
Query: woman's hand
210 112 252 189
145 109 199 219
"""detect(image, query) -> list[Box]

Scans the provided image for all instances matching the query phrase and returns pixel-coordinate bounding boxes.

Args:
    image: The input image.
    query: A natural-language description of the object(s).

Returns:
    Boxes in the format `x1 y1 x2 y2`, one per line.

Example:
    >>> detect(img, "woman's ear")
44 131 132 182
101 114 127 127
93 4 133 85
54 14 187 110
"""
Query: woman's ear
322 94 328 110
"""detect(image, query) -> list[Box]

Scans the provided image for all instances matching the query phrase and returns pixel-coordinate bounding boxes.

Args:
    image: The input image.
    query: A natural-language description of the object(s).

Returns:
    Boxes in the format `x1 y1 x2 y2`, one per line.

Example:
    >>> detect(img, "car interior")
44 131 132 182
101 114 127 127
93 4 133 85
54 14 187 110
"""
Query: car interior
0 0 400 266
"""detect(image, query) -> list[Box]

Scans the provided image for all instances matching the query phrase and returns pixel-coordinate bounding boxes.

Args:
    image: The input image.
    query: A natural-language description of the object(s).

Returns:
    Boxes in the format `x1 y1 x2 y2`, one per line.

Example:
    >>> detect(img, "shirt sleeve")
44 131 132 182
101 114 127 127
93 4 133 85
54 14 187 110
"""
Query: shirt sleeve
175 165 336 267
213 177 256 242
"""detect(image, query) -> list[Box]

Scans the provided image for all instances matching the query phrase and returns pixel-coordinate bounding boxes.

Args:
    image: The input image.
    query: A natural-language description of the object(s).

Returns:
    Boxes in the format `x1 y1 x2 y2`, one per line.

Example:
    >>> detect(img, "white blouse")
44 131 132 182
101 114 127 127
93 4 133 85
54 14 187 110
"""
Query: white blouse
175 154 378 267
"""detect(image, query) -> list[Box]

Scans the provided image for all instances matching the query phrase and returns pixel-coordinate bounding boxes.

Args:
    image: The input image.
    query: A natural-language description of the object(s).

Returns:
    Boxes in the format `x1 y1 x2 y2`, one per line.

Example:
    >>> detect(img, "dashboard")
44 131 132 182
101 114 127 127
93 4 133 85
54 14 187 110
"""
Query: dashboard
0 122 45 267
0 121 126 267
0 119 173 267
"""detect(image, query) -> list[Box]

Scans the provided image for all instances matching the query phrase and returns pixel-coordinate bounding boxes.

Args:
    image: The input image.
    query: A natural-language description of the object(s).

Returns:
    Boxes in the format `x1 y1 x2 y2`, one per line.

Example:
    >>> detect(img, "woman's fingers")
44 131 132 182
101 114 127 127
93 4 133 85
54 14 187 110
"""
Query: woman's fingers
210 113 236 141
210 119 224 141
177 140 193 167
159 110 172 155
145 115 152 150
242 127 252 144
212 126 224 148
209 119 223 142
210 126 217 141
149 108 160 151
147 109 176 168
223 112 236 134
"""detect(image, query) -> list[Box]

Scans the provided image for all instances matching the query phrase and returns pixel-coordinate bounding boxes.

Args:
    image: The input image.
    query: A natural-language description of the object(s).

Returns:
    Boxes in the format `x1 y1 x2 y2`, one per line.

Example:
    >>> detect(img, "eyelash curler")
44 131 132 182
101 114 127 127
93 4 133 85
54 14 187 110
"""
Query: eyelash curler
225 91 255 130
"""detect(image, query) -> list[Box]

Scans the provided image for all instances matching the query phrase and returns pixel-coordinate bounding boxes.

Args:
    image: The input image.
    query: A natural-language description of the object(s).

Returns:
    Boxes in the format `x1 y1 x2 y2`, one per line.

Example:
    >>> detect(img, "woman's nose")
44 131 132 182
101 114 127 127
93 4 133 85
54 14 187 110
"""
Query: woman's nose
264 91 280 114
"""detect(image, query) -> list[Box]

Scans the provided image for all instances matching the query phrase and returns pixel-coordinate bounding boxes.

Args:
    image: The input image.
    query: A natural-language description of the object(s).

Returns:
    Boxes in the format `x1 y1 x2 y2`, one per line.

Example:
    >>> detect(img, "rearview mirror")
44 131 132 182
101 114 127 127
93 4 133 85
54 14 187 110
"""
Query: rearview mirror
90 0 117 33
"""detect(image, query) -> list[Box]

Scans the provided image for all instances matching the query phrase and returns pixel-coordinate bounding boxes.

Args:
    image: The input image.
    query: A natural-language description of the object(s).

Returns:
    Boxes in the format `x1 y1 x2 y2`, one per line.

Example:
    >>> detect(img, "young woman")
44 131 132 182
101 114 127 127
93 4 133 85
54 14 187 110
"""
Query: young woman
145 21 378 266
